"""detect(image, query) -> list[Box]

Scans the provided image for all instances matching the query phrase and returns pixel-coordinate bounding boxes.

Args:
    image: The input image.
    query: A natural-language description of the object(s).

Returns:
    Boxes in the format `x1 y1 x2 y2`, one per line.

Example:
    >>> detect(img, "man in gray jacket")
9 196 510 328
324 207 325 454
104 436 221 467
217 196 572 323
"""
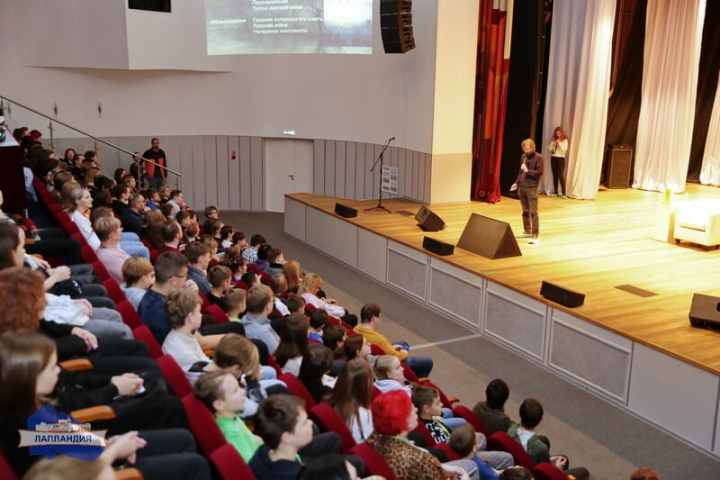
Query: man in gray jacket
241 284 280 354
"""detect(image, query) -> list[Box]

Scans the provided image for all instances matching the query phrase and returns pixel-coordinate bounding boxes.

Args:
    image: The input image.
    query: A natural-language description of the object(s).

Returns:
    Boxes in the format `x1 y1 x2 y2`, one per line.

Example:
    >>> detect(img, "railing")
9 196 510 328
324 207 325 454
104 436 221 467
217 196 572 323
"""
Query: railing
0 95 182 188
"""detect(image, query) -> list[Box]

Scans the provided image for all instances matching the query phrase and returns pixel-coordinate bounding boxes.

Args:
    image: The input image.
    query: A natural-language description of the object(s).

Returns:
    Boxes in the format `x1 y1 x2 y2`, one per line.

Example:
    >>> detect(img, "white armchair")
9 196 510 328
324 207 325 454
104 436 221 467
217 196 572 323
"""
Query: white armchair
674 199 720 249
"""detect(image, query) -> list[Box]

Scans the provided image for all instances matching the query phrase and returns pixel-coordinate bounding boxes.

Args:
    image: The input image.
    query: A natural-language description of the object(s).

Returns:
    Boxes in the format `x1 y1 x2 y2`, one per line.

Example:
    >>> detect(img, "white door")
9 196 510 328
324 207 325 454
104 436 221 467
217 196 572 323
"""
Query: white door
264 139 314 212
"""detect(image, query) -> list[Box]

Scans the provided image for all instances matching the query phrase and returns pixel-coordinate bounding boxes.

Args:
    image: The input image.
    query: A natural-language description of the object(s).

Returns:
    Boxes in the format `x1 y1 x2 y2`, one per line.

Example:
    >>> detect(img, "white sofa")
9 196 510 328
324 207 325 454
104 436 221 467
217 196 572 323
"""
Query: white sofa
674 199 720 249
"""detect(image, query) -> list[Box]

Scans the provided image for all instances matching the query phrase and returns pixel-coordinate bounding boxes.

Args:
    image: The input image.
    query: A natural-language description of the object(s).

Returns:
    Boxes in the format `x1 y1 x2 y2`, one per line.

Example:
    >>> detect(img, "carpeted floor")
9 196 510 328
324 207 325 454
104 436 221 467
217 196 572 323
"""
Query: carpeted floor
224 211 720 480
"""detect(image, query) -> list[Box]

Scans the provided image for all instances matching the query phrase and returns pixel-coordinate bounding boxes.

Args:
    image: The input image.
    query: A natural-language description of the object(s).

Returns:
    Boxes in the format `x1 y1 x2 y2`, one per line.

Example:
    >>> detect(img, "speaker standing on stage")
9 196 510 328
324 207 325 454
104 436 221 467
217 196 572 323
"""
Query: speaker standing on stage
547 126 569 199
510 139 543 244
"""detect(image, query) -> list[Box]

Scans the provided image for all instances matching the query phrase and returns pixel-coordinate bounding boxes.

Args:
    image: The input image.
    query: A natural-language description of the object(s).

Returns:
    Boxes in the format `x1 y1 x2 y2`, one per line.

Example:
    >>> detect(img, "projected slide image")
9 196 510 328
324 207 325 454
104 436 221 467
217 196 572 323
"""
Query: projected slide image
206 0 372 55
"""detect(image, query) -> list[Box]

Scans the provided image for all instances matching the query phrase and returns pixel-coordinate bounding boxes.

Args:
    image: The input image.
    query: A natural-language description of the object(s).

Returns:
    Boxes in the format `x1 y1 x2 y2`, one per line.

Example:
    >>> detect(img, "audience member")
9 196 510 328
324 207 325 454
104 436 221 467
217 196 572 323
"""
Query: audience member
300 273 357 326
450 424 500 480
473 379 513 435
308 308 327 344
94 216 131 283
241 284 281 354
266 247 286 277
255 243 272 272
162 290 210 384
498 467 532 480
271 273 291 316
91 206 150 259
185 241 212 296
242 233 266 264
355 303 433 378
121 192 146 235
298 344 336 404
330 358 375 443
223 288 247 322
282 259 302 292
142 138 167 190
167 189 185 216
121 256 154 310
207 265 233 309
275 312 309 376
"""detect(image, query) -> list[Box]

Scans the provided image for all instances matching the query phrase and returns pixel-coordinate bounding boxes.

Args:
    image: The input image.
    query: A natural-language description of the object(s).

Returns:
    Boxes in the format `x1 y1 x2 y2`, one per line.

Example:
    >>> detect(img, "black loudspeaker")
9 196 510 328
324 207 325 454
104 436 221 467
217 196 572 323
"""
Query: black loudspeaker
689 293 720 330
422 236 454 256
380 0 416 54
415 206 445 232
456 214 522 259
334 203 358 218
540 281 585 308
606 145 633 189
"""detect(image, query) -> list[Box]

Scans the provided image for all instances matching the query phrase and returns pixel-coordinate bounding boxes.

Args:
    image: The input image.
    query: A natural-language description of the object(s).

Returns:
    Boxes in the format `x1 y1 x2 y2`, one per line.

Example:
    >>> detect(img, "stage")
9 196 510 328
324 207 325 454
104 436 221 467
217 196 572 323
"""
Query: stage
284 185 720 457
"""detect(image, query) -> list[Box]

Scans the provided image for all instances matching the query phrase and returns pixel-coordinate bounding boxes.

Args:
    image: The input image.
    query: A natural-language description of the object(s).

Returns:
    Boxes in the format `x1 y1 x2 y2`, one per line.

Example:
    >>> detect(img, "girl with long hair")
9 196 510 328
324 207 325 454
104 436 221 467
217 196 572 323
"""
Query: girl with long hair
329 358 374 443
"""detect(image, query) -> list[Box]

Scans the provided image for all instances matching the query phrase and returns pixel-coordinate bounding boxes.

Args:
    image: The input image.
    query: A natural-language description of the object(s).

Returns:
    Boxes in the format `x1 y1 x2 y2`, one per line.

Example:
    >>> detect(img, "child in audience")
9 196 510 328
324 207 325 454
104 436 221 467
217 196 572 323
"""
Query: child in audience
286 295 306 315
242 271 259 289
343 334 372 363
243 233 266 264
232 231 248 250
194 371 262 462
120 256 155 310
266 247 286 277
224 288 247 322
207 265 234 310
275 313 309 376
298 454 359 480
308 308 327 344
323 324 347 358
498 468 532 480
241 284 280 354
271 273 291 316
204 205 219 220
162 290 210 384
255 243 273 272
413 386 469 439
450 423 500 480
472 379 514 435
297 344 336 404
330 358 375 443
249 394 327 479
282 259 302 293
185 241 212 296
205 333 283 418
220 224 235 250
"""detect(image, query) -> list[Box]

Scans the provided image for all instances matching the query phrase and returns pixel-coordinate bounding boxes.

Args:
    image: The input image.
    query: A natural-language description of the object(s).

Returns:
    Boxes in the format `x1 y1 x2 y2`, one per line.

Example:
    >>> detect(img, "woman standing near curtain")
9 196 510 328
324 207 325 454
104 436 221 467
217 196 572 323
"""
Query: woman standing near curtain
548 127 569 198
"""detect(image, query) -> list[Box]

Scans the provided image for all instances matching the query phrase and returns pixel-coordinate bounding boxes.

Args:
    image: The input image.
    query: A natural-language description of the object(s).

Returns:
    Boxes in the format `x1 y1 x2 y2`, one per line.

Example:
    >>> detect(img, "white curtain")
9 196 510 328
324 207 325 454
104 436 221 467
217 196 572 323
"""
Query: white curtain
542 0 616 200
633 0 706 193
699 73 720 186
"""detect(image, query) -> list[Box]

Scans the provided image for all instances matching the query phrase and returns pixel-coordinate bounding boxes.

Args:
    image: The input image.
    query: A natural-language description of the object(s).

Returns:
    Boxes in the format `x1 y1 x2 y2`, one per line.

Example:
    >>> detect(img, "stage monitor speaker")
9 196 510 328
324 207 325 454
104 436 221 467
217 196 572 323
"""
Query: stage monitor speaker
422 236 454 256
380 0 416 54
606 145 633 189
540 281 585 308
689 293 720 330
415 206 445 232
456 214 522 259
334 203 358 219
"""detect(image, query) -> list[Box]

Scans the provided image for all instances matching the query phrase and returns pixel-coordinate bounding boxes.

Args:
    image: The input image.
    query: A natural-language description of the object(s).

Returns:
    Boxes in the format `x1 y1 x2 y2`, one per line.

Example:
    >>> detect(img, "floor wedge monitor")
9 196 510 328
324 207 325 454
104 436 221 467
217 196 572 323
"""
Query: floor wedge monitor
422 236 454 256
334 203 358 218
415 206 445 232
456 214 522 259
689 293 720 330
540 281 585 308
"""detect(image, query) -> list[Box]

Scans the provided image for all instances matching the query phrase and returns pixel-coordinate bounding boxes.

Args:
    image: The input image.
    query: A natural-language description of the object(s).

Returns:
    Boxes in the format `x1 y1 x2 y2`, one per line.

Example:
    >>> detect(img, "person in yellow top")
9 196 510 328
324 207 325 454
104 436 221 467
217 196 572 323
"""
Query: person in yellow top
353 303 433 378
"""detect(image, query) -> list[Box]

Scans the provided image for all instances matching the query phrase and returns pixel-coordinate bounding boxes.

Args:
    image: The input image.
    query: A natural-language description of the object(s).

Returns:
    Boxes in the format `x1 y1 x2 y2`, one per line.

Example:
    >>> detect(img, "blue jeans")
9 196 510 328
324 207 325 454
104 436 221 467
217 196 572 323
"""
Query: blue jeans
403 356 433 378
120 240 150 260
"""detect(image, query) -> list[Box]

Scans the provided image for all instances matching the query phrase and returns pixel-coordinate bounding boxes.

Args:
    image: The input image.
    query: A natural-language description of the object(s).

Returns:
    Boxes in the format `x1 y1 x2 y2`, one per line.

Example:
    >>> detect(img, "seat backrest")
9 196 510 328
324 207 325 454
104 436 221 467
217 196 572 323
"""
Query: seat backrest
0 444 18 480
435 442 462 461
412 418 437 448
259 272 271 286
209 444 256 480
308 403 356 453
80 244 97 264
247 263 260 274
400 362 420 383
116 300 143 330
532 462 570 480
157 354 193 399
487 431 534 469
266 354 283 377
198 290 212 312
182 394 228 456
349 443 397 480
452 405 489 437
91 261 112 282
132 325 164 359
369 343 385 356
103 278 128 304
277 372 316 409
205 304 230 324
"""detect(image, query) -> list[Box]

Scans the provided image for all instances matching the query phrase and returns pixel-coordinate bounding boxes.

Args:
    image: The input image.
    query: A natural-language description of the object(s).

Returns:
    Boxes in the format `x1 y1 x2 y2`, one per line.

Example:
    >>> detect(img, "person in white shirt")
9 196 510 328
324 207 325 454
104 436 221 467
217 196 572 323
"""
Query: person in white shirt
162 289 211 384
63 183 101 251
329 358 374 444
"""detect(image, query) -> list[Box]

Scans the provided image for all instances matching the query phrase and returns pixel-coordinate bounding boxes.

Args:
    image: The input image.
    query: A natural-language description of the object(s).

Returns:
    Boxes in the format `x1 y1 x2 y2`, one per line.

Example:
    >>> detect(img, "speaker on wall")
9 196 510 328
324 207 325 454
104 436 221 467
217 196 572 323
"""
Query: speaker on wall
422 237 454 256
334 203 358 219
606 145 633 189
415 206 445 232
540 281 585 308
689 293 720 330
456 214 522 259
380 0 416 54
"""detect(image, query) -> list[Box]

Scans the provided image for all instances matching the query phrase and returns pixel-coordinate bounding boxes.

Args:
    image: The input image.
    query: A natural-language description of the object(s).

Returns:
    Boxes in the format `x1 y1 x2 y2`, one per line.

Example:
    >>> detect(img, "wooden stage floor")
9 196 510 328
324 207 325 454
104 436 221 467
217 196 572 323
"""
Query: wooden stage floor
289 184 720 375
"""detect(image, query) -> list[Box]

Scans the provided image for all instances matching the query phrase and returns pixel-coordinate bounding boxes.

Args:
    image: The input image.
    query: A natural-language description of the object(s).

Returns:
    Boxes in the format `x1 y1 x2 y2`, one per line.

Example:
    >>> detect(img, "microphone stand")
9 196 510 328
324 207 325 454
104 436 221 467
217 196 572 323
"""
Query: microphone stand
365 137 394 214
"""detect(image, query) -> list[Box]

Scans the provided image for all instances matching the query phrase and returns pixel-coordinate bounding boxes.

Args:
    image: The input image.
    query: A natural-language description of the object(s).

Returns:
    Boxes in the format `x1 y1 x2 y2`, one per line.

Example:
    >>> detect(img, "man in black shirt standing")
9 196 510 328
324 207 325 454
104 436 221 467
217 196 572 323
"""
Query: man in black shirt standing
510 139 544 244
142 138 167 190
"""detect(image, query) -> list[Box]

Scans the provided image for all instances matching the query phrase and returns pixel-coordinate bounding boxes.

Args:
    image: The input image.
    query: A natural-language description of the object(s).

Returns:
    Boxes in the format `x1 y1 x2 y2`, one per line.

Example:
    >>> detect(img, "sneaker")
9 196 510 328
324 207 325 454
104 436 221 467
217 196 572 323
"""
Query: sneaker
516 233 532 239
561 195 568 199
548 193 557 197
528 237 540 244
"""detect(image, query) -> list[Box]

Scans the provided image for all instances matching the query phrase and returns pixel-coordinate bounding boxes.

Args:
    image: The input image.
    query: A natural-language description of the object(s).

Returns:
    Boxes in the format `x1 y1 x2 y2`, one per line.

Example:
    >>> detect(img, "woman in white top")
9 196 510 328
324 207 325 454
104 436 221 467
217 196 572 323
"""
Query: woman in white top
330 358 375 444
62 182 101 250
547 126 570 198
299 273 346 318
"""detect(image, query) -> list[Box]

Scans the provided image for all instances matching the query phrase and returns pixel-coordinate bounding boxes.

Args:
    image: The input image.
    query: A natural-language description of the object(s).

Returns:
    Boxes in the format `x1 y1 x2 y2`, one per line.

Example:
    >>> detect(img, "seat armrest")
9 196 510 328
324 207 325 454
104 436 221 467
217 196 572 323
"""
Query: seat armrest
71 406 116 422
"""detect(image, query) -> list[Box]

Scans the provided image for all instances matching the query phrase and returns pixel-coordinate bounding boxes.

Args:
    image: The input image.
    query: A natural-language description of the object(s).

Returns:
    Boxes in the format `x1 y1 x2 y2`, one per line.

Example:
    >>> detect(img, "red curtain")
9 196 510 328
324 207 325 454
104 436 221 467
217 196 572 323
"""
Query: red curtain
472 1 511 203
